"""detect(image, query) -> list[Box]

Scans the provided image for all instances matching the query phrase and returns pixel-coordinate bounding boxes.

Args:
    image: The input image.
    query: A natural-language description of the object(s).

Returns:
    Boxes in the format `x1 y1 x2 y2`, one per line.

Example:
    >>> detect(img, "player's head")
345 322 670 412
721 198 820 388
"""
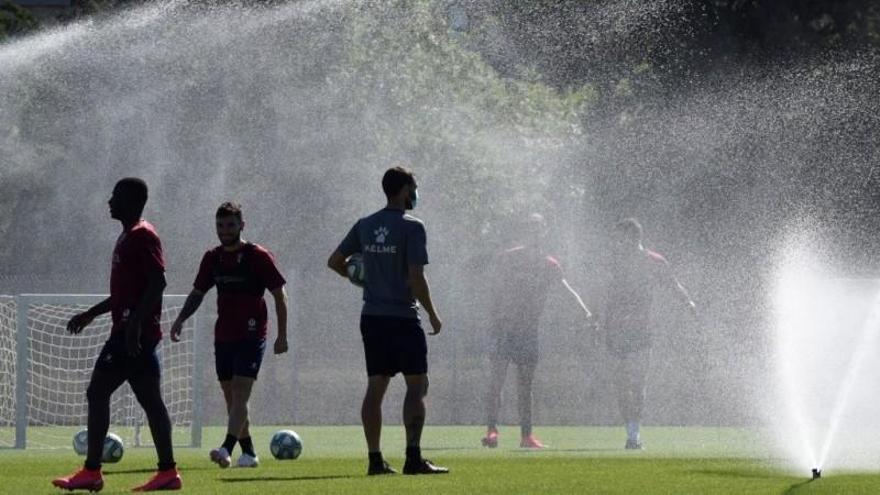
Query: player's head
613 217 643 250
109 178 148 221
382 166 418 210
216 202 245 246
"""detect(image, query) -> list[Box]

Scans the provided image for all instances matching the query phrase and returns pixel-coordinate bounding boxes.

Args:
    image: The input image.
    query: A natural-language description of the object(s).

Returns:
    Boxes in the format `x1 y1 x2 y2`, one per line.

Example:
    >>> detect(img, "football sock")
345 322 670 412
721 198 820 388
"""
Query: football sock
222 434 237 454
368 451 384 464
239 436 256 457
626 422 640 442
406 446 421 461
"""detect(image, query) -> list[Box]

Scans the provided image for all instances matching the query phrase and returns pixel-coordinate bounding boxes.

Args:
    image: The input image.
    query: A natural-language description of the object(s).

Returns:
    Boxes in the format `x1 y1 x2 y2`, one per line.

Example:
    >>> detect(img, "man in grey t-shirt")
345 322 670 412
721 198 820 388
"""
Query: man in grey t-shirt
328 166 447 476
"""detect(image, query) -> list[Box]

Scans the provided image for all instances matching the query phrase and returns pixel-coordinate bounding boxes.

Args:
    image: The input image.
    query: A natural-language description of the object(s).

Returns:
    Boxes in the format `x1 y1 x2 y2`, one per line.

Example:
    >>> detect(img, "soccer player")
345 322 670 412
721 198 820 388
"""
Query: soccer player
169 202 288 468
53 178 181 492
481 213 595 449
604 218 696 450
327 166 448 476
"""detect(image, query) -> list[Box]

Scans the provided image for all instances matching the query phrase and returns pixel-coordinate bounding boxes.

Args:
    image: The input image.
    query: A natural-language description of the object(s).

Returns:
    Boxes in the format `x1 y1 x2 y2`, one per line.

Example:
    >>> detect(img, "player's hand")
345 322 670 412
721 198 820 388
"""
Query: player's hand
274 336 288 354
686 300 697 316
170 319 184 342
67 312 95 334
428 313 442 335
585 313 598 332
125 323 142 357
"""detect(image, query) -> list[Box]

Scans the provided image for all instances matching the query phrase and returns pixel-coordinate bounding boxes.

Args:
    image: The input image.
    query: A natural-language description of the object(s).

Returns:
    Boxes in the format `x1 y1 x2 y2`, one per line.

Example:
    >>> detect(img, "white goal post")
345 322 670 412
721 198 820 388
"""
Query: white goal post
0 294 202 450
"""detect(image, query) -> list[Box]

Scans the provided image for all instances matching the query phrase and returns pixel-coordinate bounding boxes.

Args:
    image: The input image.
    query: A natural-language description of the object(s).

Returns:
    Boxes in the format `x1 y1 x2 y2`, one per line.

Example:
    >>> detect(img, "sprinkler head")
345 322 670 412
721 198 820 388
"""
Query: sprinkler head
812 468 821 480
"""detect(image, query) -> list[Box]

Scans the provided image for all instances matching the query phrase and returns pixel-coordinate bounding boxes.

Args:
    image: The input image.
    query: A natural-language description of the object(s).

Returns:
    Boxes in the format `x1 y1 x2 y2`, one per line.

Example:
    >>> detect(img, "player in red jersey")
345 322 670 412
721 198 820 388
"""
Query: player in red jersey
170 202 288 469
481 214 595 449
53 178 181 492
604 218 696 450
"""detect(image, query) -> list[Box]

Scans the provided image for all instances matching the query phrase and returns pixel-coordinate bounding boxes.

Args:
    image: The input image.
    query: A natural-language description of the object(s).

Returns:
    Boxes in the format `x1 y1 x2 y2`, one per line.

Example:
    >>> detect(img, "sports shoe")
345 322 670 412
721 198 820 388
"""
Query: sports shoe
520 434 546 449
367 460 397 476
132 468 182 491
209 446 232 468
52 467 104 492
402 458 449 475
625 439 643 450
237 453 259 468
481 428 499 448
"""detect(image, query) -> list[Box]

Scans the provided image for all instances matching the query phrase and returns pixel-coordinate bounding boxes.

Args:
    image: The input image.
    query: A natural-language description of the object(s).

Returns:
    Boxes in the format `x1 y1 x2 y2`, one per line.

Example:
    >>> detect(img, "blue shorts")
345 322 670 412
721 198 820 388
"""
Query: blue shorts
93 335 161 379
214 338 267 381
360 315 427 377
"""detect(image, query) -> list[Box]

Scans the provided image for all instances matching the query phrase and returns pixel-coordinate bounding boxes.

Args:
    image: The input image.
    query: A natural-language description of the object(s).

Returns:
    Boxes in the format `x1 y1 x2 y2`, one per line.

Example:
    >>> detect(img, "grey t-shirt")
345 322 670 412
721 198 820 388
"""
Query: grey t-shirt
338 208 429 319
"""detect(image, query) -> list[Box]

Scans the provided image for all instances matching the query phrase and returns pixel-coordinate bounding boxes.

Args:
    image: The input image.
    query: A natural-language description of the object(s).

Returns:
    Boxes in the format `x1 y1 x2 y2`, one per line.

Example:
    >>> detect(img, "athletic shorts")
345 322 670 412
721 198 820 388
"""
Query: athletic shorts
214 338 267 381
605 327 651 358
93 334 161 379
492 328 539 365
360 314 427 377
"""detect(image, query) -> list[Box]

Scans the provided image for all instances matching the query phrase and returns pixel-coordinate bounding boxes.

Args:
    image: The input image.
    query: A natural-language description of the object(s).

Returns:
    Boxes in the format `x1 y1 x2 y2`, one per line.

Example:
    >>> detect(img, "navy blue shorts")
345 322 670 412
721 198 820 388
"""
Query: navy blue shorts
93 335 161 379
360 315 427 377
492 328 539 365
214 338 266 381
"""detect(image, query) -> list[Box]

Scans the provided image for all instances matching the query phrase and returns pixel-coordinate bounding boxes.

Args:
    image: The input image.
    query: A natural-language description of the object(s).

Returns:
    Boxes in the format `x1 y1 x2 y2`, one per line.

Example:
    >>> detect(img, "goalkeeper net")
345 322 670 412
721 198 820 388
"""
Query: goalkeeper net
0 294 201 449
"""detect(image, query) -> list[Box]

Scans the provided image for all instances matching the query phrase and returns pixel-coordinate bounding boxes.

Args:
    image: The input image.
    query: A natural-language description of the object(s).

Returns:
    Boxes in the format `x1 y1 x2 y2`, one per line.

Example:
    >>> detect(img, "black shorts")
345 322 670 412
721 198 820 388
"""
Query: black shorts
360 315 428 377
214 338 267 381
492 328 539 365
93 335 161 379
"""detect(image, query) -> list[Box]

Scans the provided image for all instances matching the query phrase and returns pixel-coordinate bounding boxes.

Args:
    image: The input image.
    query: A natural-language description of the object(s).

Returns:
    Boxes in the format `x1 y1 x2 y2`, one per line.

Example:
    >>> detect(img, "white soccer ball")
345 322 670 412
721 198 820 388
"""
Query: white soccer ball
72 429 89 456
73 430 124 463
102 432 124 463
345 253 365 287
270 430 302 460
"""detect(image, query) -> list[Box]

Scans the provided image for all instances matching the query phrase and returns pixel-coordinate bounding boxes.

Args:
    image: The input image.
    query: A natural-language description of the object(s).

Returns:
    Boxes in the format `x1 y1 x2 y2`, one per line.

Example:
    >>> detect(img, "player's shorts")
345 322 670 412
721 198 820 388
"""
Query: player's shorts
492 327 539 365
214 338 267 381
604 327 652 358
360 314 427 377
93 334 161 379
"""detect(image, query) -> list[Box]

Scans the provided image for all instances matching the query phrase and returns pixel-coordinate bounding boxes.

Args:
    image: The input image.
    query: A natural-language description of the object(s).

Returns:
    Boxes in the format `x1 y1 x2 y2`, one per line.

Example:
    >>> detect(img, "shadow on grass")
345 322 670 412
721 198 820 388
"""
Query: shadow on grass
105 467 214 475
689 469 782 480
782 479 816 494
220 475 358 483
518 448 622 453
422 447 476 451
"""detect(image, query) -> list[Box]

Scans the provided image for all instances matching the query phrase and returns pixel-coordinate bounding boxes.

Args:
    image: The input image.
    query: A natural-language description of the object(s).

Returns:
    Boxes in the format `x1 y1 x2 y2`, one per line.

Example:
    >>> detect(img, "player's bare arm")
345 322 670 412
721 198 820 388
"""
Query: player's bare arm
126 268 167 356
408 263 442 335
327 249 348 278
271 286 289 354
170 289 206 342
66 298 111 334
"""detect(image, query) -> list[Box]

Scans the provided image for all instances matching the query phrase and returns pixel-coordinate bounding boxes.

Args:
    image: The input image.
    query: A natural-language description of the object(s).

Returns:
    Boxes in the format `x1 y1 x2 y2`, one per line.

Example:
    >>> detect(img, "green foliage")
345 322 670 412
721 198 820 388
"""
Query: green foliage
0 1 38 42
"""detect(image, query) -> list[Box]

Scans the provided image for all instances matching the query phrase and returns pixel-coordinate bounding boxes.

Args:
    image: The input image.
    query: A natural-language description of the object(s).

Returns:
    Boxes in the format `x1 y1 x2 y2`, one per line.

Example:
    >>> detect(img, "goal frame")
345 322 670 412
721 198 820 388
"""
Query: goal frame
11 294 203 449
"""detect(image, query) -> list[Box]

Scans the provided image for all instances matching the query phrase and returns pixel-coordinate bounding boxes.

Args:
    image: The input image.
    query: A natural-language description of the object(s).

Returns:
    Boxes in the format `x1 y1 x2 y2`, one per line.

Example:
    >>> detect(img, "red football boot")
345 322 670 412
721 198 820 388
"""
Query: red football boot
520 434 546 449
481 428 499 448
52 467 104 492
131 468 182 492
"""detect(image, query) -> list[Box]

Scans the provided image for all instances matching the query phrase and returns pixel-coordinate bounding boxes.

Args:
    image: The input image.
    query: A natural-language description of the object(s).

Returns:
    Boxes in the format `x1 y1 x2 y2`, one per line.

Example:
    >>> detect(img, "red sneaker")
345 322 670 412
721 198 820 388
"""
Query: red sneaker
131 468 182 492
52 467 104 492
520 434 546 449
481 428 499 448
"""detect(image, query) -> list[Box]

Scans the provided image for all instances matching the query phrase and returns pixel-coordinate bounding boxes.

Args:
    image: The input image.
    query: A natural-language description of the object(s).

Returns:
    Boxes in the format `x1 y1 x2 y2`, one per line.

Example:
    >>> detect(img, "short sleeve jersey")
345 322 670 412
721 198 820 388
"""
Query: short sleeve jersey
193 243 286 343
490 246 562 329
337 208 429 320
604 248 669 350
110 220 165 341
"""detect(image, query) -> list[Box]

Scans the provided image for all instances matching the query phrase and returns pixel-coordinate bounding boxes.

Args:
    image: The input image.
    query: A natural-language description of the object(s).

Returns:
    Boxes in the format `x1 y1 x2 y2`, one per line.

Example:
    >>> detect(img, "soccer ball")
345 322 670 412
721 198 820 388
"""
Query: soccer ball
102 433 124 463
72 429 89 455
270 430 302 460
72 430 124 463
345 253 365 287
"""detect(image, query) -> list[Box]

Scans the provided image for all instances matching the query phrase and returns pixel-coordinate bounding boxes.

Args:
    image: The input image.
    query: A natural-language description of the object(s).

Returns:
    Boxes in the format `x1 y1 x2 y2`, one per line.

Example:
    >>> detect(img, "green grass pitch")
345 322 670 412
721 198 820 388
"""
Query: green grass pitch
1 426 879 494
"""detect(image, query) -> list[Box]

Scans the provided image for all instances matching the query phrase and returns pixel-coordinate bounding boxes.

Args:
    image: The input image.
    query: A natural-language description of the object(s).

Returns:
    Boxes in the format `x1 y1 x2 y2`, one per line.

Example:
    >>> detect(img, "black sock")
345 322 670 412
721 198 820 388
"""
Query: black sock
405 446 421 461
521 423 533 436
368 451 384 465
157 461 176 472
239 436 255 457
222 434 237 454
84 460 101 471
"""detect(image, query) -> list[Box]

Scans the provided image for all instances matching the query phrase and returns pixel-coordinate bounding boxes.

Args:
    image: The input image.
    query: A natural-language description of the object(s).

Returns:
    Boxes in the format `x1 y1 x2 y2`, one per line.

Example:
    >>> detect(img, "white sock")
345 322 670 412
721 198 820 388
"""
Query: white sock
626 422 640 442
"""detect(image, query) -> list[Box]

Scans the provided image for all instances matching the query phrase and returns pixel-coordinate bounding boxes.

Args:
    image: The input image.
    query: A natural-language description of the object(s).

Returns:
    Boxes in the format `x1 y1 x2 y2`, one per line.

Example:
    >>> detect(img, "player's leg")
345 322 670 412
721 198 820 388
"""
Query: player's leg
363 374 392 473
218 380 255 466
483 356 508 447
399 319 447 475
516 359 545 448
224 375 256 455
626 348 651 449
612 352 637 446
210 342 236 467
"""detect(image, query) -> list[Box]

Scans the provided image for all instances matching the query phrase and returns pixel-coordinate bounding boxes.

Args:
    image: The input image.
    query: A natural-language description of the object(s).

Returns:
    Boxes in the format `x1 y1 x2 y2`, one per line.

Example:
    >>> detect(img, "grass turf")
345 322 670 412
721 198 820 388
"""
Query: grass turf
1 426 878 494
